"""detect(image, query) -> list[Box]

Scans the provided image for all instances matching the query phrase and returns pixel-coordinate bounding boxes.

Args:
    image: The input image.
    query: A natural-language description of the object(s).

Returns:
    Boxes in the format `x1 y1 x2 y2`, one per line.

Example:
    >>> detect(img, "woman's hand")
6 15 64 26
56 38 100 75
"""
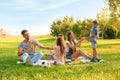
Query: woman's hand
76 37 85 47
80 37 85 41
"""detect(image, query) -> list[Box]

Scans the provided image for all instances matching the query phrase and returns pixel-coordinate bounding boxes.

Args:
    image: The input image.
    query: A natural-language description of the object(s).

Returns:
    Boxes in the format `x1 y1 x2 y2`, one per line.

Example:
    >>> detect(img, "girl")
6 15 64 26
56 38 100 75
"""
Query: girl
66 31 92 60
47 35 66 65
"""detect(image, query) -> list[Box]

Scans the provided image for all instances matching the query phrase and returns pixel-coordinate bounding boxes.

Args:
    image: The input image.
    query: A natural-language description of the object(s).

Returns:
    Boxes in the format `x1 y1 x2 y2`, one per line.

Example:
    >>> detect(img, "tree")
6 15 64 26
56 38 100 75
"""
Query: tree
105 0 120 17
50 16 93 39
50 16 74 39
97 8 110 39
72 20 82 39
105 0 120 38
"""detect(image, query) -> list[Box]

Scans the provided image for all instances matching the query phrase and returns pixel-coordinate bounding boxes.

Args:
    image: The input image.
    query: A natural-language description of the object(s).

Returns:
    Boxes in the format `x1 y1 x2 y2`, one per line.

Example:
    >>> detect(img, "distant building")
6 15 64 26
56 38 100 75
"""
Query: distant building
0 28 6 36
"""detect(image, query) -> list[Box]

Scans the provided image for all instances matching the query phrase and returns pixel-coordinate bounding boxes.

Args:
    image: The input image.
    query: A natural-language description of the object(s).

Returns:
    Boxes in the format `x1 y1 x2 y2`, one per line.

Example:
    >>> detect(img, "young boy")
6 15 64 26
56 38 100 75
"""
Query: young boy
85 20 100 62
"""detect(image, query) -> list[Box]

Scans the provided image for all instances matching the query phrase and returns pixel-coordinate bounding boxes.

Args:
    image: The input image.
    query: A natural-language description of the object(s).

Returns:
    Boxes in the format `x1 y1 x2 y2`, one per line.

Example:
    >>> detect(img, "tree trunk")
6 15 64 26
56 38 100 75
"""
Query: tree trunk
102 28 104 39
115 30 118 39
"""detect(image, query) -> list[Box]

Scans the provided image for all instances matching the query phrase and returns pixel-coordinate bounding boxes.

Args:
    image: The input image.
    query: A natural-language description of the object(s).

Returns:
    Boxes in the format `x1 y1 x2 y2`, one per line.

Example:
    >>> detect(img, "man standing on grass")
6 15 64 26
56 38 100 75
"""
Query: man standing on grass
18 29 49 64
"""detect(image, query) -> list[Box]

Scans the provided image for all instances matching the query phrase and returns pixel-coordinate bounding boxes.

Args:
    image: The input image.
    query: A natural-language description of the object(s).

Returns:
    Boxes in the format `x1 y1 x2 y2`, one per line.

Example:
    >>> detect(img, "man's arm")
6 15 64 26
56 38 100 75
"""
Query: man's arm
34 41 50 50
18 48 23 56
17 47 34 56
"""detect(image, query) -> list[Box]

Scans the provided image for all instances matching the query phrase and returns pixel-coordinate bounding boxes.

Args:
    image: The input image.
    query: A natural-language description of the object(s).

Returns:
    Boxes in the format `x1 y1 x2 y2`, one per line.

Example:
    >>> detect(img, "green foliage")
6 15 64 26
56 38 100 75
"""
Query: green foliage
50 16 74 39
50 16 93 39
105 0 120 17
50 0 120 39
97 7 120 39
104 28 116 39
72 22 82 39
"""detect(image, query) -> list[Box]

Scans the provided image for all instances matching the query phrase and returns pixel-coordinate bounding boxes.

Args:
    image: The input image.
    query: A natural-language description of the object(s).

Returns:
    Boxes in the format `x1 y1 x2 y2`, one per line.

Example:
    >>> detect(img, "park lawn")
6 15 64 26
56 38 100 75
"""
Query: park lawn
0 37 120 80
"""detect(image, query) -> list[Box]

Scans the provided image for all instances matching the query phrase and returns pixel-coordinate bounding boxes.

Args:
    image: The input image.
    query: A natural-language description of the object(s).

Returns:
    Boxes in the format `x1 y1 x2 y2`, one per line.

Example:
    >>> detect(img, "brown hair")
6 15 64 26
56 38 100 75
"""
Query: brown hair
67 31 76 54
21 29 28 35
57 35 65 56
92 20 98 25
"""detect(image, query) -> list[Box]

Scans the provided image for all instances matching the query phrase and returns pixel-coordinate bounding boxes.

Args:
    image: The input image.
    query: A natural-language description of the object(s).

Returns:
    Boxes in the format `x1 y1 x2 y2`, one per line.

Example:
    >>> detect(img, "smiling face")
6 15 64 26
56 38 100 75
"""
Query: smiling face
23 31 30 40
67 31 75 41
92 22 97 27
21 30 30 41
92 20 98 27
70 32 74 40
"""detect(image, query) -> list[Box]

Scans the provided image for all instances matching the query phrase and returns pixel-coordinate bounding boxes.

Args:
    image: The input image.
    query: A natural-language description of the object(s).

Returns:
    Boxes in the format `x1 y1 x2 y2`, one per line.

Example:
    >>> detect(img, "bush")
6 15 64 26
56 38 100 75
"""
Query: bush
104 28 116 39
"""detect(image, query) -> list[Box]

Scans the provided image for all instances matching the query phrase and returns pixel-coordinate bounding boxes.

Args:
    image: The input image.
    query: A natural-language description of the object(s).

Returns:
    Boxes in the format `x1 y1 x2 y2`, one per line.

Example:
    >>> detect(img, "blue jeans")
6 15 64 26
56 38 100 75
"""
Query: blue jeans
66 52 71 59
29 53 43 63
22 52 43 64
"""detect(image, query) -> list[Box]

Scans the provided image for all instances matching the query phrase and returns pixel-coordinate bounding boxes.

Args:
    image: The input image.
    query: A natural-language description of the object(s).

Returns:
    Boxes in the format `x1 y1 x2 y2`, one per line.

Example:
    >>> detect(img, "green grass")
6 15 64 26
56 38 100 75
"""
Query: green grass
0 37 120 80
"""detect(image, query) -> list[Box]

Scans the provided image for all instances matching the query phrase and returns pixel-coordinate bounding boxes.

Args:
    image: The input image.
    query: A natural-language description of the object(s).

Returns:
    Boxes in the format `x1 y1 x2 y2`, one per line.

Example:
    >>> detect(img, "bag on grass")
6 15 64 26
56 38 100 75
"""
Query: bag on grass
45 52 54 60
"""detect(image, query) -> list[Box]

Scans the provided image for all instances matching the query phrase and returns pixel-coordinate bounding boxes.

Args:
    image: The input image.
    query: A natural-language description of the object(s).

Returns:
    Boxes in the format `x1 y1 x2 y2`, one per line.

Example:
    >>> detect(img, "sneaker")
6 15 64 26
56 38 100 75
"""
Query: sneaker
90 57 99 62
67 61 74 65
99 59 107 63
26 56 30 65
17 61 24 64
95 58 105 62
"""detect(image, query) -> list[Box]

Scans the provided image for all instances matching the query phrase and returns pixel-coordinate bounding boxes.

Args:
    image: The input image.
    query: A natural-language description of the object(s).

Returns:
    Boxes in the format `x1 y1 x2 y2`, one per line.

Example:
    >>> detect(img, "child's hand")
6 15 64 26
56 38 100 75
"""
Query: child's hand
80 37 85 41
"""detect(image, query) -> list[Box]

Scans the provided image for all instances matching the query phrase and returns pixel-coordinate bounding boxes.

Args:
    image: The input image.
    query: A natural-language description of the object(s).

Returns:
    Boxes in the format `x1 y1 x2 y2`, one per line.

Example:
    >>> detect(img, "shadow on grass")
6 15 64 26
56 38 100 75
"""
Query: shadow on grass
82 43 120 48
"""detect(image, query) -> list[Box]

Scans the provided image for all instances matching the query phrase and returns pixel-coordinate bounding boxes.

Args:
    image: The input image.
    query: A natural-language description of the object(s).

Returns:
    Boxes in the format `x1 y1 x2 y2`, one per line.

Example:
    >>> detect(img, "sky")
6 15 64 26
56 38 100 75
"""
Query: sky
0 0 106 35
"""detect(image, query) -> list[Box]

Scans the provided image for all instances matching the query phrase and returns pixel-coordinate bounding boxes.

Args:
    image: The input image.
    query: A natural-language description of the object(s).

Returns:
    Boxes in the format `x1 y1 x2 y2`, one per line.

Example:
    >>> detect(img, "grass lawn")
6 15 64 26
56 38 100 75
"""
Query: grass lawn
0 36 120 80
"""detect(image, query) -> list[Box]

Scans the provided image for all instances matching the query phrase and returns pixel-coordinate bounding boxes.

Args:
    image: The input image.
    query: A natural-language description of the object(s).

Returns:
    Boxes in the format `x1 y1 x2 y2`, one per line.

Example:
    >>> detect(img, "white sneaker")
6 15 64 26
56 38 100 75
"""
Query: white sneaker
56 61 64 65
17 61 24 64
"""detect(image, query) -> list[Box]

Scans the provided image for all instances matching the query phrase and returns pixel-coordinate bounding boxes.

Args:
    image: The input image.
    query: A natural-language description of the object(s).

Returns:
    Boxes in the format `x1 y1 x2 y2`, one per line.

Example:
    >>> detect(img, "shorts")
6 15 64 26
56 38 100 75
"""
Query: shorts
66 52 72 59
91 42 97 48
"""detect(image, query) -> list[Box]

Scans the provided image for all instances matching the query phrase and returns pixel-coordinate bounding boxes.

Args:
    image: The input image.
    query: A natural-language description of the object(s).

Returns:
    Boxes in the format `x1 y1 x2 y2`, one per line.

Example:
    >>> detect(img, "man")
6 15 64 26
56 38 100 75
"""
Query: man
18 29 49 64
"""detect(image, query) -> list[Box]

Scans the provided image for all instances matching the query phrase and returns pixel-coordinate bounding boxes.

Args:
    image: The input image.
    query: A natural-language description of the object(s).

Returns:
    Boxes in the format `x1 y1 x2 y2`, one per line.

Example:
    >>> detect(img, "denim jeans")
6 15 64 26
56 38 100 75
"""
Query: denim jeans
66 52 71 59
22 52 43 64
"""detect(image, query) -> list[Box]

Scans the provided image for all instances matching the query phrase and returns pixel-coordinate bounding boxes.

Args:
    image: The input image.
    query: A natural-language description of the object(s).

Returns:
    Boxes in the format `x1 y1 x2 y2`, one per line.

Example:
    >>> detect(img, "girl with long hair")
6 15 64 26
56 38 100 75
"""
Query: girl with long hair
48 34 66 64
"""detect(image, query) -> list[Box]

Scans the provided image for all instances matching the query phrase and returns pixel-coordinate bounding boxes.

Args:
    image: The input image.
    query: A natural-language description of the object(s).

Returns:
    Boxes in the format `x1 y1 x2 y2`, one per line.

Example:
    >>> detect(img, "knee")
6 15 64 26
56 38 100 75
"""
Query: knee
38 53 43 57
76 50 82 53
23 53 29 56
93 48 96 50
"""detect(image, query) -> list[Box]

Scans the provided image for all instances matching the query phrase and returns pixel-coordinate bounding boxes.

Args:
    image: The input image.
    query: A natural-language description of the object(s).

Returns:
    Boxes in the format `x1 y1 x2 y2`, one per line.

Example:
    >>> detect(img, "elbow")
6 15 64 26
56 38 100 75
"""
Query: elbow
17 52 22 56
71 47 76 50
91 35 95 38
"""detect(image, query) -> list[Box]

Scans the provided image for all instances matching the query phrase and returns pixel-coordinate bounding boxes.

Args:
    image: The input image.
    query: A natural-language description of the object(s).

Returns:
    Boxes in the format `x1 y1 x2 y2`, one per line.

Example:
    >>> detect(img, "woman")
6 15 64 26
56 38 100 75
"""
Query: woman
66 31 92 60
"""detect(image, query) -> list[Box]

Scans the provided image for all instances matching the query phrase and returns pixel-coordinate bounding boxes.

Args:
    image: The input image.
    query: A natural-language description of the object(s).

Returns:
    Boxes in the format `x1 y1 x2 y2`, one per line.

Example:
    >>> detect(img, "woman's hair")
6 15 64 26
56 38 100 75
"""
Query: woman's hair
57 34 65 56
67 31 76 54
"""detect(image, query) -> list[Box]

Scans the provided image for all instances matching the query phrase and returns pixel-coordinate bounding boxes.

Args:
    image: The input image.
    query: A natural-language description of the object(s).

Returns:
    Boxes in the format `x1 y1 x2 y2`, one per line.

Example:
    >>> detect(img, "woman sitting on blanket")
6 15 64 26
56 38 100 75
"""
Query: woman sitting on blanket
66 31 92 60
47 34 66 65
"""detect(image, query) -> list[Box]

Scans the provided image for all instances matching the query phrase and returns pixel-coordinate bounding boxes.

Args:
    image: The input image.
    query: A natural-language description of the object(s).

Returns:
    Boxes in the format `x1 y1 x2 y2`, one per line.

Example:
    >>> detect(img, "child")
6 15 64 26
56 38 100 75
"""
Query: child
47 35 66 65
85 20 100 62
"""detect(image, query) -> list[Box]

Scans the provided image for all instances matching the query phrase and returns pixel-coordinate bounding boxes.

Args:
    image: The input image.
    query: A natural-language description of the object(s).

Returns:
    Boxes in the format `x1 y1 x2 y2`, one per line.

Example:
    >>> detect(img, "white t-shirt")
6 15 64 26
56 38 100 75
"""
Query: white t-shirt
66 40 76 53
